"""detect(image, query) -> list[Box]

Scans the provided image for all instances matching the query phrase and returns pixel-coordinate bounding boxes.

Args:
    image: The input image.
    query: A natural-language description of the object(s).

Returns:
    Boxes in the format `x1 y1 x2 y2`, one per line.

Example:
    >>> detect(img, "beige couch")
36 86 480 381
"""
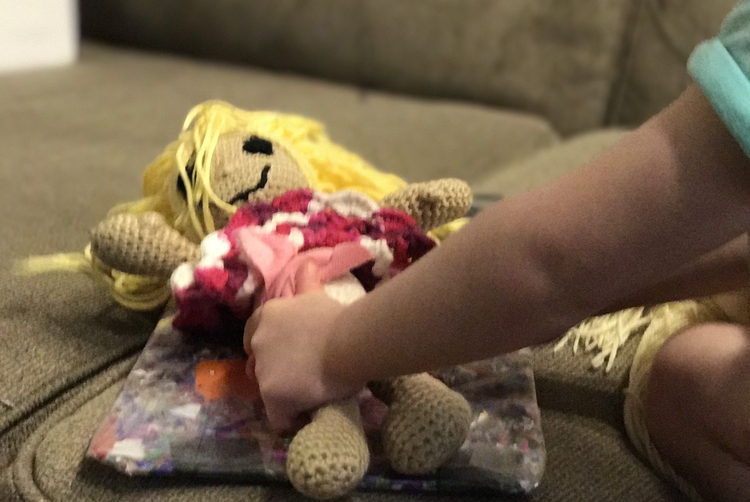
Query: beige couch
0 1 737 501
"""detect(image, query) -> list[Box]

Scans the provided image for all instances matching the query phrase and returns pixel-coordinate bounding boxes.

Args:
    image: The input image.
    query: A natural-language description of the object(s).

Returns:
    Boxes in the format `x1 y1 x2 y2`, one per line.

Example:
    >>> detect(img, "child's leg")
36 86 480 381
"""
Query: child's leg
645 322 750 501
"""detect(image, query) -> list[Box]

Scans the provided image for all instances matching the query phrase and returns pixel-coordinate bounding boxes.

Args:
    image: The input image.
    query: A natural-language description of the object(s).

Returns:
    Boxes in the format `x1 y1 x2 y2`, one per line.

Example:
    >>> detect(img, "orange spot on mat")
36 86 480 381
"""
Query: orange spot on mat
90 416 118 460
195 358 261 402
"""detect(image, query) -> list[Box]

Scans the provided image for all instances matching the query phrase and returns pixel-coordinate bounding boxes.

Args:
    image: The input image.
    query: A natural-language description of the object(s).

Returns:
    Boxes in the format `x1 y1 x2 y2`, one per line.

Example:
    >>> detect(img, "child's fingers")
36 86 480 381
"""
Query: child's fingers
295 261 324 294
243 307 262 356
245 352 256 377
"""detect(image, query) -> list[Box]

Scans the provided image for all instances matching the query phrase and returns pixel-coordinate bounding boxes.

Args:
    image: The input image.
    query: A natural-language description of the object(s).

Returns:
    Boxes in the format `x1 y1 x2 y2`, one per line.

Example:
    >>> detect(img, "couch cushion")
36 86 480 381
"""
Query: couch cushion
607 0 735 127
472 129 626 197
79 0 637 135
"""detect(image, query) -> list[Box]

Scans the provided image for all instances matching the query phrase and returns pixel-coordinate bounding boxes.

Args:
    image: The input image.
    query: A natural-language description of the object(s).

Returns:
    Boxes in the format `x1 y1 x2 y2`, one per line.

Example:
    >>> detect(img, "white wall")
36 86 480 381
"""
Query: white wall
0 0 78 72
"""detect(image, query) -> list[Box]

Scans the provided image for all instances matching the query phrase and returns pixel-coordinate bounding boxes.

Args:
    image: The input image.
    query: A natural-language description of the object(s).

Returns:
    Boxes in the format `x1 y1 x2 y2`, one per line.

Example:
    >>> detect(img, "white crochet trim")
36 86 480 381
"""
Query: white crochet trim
359 236 394 278
170 262 196 291
324 273 367 306
260 212 310 234
237 272 259 301
308 190 380 218
287 227 305 249
198 232 231 269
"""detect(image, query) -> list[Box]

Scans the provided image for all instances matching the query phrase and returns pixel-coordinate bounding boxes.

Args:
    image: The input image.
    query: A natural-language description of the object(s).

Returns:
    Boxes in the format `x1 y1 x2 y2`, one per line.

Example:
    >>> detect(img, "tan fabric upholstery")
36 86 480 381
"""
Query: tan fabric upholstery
79 0 636 135
473 129 626 197
607 0 736 127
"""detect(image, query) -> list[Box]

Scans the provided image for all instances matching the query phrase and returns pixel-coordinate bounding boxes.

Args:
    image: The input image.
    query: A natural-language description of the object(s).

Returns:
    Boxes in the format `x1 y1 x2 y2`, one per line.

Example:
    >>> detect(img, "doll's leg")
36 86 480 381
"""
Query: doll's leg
282 277 371 499
285 400 369 500
645 322 750 502
368 373 471 475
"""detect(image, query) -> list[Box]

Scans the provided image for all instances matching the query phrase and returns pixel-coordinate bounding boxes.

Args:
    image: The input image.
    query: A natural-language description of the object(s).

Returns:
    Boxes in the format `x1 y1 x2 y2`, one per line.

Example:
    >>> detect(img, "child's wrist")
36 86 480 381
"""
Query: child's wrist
321 305 370 390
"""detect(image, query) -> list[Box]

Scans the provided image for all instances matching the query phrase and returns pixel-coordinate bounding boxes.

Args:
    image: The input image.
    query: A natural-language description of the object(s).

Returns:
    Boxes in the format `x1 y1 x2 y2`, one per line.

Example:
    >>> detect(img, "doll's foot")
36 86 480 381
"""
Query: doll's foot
369 373 472 475
286 400 369 499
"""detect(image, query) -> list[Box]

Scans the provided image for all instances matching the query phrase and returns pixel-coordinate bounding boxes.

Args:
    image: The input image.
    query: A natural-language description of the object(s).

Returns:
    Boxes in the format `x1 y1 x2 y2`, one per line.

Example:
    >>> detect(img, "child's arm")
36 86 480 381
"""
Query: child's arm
247 84 750 431
327 83 750 376
598 234 748 315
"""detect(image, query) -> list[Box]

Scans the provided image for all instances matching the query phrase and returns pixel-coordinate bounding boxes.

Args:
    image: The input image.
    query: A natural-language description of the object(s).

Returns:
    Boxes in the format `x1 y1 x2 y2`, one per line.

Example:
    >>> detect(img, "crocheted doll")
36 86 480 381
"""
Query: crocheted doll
78 102 473 499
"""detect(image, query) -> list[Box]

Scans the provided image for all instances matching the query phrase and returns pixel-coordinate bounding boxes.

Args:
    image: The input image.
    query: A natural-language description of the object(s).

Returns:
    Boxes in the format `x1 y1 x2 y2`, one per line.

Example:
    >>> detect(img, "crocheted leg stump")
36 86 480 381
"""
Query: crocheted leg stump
286 400 369 500
90 212 200 277
379 179 472 231
369 373 472 475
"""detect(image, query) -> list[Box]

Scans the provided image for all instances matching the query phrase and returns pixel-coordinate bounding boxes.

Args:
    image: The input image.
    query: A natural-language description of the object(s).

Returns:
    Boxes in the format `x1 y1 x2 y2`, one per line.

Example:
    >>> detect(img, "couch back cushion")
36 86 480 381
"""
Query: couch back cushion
607 0 736 127
80 0 636 135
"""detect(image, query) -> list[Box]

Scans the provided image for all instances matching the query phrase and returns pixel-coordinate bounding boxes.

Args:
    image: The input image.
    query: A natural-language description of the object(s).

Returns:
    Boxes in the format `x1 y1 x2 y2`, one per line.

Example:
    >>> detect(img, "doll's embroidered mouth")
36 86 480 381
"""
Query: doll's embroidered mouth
229 165 271 205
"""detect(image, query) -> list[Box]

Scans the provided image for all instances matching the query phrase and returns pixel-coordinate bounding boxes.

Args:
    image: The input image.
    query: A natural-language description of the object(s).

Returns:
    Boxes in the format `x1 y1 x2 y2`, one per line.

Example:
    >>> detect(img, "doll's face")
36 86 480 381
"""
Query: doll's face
172 132 310 227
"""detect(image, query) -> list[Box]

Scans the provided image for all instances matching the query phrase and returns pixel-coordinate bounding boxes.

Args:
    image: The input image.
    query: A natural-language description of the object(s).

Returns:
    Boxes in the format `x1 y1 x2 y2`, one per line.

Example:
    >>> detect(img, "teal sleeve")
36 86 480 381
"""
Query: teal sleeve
688 0 750 156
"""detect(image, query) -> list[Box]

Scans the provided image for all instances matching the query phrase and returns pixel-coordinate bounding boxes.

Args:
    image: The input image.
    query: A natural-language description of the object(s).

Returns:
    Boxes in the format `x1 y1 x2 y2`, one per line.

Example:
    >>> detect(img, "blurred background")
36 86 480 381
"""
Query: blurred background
0 0 78 72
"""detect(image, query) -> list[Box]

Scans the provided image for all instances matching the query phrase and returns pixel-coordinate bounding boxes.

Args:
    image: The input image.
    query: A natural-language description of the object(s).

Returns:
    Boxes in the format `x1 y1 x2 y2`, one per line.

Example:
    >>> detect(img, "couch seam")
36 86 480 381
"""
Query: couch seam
644 0 698 61
603 0 647 127
10 355 139 502
0 339 148 436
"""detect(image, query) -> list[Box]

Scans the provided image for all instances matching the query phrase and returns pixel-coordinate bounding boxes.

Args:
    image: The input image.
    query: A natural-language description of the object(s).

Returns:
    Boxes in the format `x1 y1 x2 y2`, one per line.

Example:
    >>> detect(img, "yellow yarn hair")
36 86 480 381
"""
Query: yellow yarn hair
18 101 450 310
110 101 408 239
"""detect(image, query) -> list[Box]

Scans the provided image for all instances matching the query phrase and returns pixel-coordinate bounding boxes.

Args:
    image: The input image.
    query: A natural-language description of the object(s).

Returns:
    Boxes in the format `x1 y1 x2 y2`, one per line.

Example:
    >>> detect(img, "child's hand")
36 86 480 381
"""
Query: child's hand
244 264 366 432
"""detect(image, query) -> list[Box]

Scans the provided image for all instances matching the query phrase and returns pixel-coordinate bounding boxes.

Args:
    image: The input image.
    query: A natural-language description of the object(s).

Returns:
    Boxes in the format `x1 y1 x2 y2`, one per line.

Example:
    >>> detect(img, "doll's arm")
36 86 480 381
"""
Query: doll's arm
380 178 472 230
91 212 200 278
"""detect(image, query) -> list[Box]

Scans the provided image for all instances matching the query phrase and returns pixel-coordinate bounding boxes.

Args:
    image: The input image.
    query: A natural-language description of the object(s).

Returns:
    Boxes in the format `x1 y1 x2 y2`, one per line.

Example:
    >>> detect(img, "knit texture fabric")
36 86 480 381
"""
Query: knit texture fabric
91 212 201 278
369 374 472 475
285 400 369 499
380 178 472 231
206 131 310 208
166 187 473 499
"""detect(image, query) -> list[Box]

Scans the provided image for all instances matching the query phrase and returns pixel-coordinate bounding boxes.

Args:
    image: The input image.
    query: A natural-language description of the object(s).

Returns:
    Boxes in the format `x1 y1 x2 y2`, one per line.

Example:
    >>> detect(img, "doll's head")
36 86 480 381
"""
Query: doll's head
114 101 407 242
167 131 310 241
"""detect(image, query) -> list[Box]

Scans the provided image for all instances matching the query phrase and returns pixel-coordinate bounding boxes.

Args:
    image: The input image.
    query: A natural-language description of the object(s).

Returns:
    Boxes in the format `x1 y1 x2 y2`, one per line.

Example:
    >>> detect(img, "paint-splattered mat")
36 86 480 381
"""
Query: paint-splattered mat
88 316 546 494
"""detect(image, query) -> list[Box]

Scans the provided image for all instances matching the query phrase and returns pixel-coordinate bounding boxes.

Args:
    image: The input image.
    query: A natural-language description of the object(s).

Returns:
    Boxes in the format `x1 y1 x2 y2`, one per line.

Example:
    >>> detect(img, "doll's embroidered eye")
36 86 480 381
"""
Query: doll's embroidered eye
243 136 274 155
176 153 196 198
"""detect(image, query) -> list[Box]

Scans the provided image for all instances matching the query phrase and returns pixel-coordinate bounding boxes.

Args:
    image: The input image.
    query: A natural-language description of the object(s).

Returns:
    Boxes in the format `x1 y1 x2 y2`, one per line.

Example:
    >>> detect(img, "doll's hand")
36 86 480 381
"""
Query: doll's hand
244 264 366 432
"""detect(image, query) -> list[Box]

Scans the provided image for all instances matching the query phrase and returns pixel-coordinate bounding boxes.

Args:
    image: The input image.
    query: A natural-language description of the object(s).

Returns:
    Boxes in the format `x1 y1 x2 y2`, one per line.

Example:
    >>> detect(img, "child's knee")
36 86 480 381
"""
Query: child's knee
646 322 750 461
649 322 747 397
644 325 707 445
